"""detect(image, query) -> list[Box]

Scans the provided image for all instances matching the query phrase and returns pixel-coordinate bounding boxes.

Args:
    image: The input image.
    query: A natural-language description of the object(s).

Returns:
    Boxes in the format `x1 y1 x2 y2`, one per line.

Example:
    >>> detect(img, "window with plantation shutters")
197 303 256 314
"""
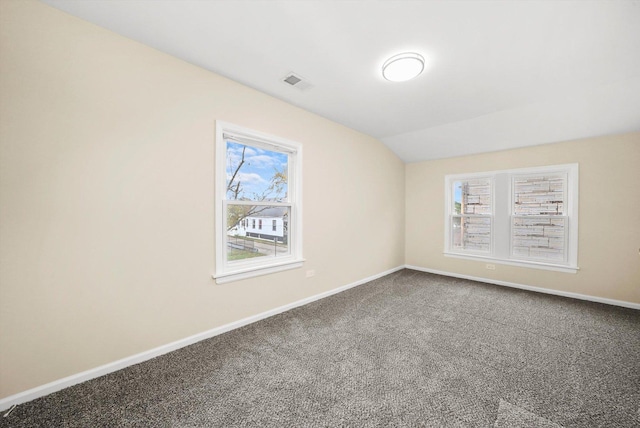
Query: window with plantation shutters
445 164 578 273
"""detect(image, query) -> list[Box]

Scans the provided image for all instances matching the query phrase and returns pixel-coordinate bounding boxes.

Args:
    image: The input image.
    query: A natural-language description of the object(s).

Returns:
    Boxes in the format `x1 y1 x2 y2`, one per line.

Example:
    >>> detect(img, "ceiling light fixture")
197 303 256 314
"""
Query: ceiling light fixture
382 52 425 82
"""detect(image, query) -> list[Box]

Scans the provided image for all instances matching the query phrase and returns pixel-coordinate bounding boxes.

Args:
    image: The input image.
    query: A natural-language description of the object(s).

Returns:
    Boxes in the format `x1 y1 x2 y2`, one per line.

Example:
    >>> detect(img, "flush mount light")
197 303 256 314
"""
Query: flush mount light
382 52 425 82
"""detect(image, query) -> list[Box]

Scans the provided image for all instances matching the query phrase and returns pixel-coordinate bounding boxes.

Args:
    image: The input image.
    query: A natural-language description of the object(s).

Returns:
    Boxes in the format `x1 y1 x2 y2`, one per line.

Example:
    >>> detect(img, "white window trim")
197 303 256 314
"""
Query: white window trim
213 121 303 284
444 164 579 273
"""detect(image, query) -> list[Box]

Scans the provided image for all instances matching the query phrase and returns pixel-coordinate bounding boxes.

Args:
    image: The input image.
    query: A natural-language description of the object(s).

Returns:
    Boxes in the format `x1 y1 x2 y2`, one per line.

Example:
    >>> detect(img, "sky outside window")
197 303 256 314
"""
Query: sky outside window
226 141 288 201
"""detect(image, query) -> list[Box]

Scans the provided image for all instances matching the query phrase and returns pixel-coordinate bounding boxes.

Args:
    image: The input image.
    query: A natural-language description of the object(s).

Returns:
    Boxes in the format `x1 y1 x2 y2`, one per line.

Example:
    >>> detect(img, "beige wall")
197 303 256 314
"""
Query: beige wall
406 133 640 304
0 1 405 399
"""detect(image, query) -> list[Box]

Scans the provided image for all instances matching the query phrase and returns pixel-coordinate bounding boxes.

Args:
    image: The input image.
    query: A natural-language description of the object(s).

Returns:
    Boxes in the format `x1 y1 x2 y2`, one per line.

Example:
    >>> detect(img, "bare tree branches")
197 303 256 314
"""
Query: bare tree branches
227 145 245 199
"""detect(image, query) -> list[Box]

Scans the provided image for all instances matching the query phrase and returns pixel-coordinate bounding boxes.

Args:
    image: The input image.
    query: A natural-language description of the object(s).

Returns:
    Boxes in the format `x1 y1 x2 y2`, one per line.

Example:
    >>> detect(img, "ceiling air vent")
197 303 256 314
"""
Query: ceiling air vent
282 72 313 91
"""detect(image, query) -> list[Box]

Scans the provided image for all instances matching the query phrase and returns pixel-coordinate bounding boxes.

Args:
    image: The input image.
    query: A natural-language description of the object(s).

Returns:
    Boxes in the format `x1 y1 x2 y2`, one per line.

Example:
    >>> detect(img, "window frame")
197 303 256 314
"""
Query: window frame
444 164 579 273
214 121 303 284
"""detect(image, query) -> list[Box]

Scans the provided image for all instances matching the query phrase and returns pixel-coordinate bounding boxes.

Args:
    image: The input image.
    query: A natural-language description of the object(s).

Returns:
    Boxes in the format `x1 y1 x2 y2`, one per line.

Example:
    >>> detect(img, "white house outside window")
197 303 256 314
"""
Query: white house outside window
445 164 578 273
214 121 303 283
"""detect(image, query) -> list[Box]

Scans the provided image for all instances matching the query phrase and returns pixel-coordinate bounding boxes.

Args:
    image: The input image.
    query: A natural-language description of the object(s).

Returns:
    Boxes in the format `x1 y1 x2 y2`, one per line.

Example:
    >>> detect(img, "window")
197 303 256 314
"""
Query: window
445 164 578 273
511 174 567 262
215 121 303 283
272 219 277 232
451 178 492 254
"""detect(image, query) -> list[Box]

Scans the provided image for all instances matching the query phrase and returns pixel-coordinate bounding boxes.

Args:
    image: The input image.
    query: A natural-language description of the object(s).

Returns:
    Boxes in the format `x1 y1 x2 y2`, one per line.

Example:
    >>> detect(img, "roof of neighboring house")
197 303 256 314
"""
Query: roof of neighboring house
246 207 288 218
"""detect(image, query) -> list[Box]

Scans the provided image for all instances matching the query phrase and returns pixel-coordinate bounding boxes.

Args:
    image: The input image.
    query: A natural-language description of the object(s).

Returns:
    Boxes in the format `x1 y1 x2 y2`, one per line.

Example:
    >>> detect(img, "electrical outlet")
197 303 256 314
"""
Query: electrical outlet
306 270 315 278
486 264 496 270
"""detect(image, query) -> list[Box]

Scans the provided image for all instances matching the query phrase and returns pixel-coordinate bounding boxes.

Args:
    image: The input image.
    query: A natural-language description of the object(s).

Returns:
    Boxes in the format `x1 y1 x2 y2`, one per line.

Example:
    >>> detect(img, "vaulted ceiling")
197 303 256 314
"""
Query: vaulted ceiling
41 0 640 162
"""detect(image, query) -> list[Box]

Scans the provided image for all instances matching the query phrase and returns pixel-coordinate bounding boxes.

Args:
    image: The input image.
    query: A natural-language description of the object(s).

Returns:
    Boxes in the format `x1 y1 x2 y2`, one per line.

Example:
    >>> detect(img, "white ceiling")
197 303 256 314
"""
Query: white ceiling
40 0 640 162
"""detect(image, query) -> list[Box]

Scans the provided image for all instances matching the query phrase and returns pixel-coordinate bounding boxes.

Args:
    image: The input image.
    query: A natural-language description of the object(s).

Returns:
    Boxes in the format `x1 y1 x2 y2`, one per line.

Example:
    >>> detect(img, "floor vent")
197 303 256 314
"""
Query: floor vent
282 72 313 91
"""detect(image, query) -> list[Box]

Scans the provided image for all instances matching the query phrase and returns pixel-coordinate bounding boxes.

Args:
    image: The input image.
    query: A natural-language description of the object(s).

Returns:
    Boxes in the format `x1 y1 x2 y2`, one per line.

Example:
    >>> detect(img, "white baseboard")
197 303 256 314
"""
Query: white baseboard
0 266 404 412
405 265 640 310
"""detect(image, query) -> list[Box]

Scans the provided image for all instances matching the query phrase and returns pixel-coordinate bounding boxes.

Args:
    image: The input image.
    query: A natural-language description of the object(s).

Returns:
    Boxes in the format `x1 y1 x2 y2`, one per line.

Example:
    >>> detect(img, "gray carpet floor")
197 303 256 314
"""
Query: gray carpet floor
2 269 639 427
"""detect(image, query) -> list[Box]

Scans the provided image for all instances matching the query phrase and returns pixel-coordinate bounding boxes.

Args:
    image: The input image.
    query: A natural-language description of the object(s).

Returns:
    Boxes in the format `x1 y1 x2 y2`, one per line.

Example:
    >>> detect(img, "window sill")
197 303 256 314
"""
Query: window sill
443 252 579 274
213 258 305 284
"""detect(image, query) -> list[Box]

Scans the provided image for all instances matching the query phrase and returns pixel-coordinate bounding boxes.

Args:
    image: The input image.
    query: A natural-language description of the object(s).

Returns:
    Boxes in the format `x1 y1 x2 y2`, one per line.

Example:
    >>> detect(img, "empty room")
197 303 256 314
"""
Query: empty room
1 0 639 426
